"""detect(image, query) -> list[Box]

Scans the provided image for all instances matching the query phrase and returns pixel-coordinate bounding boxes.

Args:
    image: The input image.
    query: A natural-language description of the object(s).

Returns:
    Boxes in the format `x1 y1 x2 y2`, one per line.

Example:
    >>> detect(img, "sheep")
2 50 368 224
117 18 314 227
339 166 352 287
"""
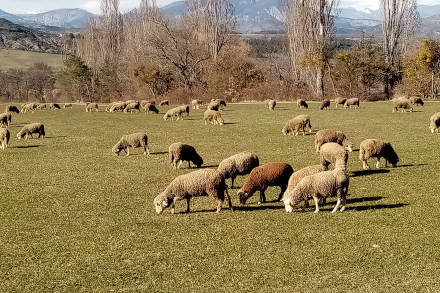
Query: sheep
282 114 312 136
392 97 413 112
112 132 150 156
5 105 19 114
49 103 61 110
36 103 47 110
267 99 276 111
0 113 9 127
429 112 440 133
334 97 347 108
168 142 203 169
64 103 72 109
297 99 309 109
409 96 424 106
85 102 99 112
106 102 117 112
320 99 330 110
359 139 399 169
191 99 202 109
21 103 37 113
283 169 350 213
153 169 233 214
314 129 353 153
143 103 159 114
5 112 12 125
17 123 45 139
0 127 10 150
217 152 259 188
344 98 360 109
163 106 188 121
203 109 224 125
125 99 136 104
159 100 169 106
319 142 348 171
124 102 141 113
109 102 127 112
208 99 226 111
237 162 293 204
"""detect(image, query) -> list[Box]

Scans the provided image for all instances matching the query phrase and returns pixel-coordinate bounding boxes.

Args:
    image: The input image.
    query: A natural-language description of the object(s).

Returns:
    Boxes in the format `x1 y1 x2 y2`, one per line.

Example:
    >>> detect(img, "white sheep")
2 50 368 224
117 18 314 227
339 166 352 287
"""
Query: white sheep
217 152 259 188
0 127 10 150
429 112 440 133
191 99 202 109
392 97 413 113
112 132 150 156
319 142 348 171
359 139 399 169
203 109 224 125
17 123 45 139
169 142 203 169
282 115 312 136
315 129 353 153
344 98 360 109
85 103 99 112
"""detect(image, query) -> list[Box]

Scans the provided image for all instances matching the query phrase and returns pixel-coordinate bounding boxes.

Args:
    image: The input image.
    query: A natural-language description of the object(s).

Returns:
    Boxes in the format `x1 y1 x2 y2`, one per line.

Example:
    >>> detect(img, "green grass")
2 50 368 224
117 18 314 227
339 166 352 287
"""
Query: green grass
1 101 440 292
0 49 63 70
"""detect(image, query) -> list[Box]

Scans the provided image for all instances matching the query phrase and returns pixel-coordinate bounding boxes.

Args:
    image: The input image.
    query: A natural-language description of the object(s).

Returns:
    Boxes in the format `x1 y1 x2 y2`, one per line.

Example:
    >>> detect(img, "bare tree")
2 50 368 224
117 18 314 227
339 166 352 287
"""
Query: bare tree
380 0 419 98
284 0 339 97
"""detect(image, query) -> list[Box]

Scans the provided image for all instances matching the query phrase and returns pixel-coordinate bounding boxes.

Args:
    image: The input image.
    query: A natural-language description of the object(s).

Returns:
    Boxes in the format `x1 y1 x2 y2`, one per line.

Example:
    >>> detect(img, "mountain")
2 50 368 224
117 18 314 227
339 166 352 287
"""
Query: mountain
0 18 61 53
18 9 97 29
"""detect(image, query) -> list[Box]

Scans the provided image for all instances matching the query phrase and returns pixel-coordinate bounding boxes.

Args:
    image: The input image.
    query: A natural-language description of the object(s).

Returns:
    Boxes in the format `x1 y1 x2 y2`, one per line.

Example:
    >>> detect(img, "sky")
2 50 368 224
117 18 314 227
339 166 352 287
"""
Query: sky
0 0 438 14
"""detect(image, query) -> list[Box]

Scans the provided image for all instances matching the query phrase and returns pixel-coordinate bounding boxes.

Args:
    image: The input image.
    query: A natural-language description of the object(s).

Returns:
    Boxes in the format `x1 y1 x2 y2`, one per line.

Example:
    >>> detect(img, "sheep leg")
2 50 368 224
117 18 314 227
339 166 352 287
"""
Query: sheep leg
230 177 235 189
216 199 222 213
188 161 191 168
170 198 178 214
225 189 233 211
278 185 287 201
186 198 191 213
313 196 320 213
177 161 183 169
258 190 266 204
332 197 341 213
146 146 150 156
126 148 130 156
362 160 369 170
376 159 381 168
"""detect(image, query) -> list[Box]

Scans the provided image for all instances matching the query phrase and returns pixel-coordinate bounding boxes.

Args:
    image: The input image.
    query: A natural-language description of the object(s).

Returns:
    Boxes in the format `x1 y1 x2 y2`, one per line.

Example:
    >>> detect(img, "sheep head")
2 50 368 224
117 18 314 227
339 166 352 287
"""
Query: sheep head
237 190 248 204
153 193 172 214
112 143 123 155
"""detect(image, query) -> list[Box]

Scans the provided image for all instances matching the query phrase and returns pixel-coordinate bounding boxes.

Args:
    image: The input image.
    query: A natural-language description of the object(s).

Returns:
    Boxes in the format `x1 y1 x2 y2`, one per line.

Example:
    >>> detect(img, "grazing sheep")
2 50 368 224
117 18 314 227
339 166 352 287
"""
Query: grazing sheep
106 102 117 112
109 102 127 112
392 97 413 113
163 106 188 121
64 103 72 108
334 97 347 108
315 129 353 153
112 132 150 156
169 142 203 169
0 127 10 150
140 100 149 108
0 113 9 126
85 102 99 112
124 102 141 113
320 142 349 171
49 103 61 110
203 109 224 125
429 112 440 133
36 103 47 110
344 98 360 109
21 103 35 113
5 105 19 114
217 152 260 188
238 162 293 204
282 114 312 136
297 99 309 109
208 99 226 111
409 96 424 106
283 169 349 213
153 169 232 214
320 99 330 110
267 99 276 111
191 99 202 109
5 112 12 125
144 103 159 114
359 139 399 169
17 123 45 139
125 99 136 104
159 100 168 106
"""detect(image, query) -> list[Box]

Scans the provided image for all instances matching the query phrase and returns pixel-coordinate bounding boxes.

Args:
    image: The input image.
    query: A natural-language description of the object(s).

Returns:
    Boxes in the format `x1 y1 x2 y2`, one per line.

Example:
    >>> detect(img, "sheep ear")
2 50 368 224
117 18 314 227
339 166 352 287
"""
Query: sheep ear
162 200 168 206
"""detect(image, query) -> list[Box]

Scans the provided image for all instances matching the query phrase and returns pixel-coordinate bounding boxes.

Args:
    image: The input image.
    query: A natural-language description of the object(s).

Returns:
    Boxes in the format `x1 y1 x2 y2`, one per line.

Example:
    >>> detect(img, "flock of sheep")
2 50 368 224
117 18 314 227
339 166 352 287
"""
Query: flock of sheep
1 96 440 215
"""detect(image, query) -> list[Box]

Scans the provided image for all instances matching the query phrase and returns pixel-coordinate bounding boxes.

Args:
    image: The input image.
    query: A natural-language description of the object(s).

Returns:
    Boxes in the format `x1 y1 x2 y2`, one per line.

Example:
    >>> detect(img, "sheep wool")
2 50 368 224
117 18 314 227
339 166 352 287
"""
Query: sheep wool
0 127 10 150
392 97 413 113
85 103 99 112
334 97 346 108
282 114 312 136
203 109 224 125
315 129 353 153
238 162 293 204
217 152 259 188
169 142 203 169
320 100 330 110
154 169 233 214
429 112 440 133
17 123 45 139
319 142 349 171
359 139 399 169
297 99 308 109
124 102 140 113
344 98 360 109
112 132 150 156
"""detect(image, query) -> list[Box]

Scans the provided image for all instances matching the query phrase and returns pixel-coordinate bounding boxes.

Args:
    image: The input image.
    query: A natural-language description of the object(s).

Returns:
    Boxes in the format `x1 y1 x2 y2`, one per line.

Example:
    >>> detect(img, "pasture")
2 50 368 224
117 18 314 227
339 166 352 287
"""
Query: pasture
0 49 63 70
1 101 440 292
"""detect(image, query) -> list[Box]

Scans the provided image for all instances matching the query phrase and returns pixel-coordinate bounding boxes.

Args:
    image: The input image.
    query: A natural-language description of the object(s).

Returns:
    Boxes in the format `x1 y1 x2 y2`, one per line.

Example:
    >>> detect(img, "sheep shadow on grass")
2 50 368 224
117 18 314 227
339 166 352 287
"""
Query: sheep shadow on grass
349 203 408 211
150 151 168 155
199 164 219 169
351 169 390 177
44 136 68 139
394 163 429 168
11 145 41 149
222 122 238 125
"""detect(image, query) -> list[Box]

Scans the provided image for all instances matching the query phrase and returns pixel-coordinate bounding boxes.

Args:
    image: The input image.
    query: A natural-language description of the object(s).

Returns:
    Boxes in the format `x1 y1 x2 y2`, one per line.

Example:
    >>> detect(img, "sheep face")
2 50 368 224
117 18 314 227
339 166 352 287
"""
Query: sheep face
192 155 203 168
112 144 123 155
384 144 399 167
16 131 25 139
237 190 249 204
153 193 172 214
163 113 170 120
282 127 288 136
343 140 354 152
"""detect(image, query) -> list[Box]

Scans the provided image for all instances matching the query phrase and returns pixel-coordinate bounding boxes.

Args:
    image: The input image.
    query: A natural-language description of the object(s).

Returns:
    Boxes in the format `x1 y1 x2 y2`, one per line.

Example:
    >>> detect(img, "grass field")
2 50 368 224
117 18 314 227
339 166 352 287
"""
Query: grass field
1 101 440 292
0 49 63 70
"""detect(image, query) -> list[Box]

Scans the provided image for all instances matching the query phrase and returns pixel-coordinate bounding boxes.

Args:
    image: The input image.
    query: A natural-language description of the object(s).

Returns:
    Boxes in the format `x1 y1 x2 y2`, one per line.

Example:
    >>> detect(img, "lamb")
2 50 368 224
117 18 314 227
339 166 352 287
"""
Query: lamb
429 112 440 133
0 113 9 126
5 105 20 114
49 103 61 110
283 169 349 213
159 100 169 106
334 97 347 108
392 97 413 112
315 129 353 153
319 142 349 171
143 103 159 114
344 98 360 109
124 102 141 113
163 106 188 120
359 139 399 169
85 102 99 112
153 169 233 214
282 114 312 136
203 109 224 125
217 152 259 188
297 99 309 109
191 99 202 109
17 123 45 139
112 132 150 156
320 99 330 110
267 99 276 111
237 162 293 204
409 96 424 106
168 142 203 169
109 102 127 112
0 127 10 150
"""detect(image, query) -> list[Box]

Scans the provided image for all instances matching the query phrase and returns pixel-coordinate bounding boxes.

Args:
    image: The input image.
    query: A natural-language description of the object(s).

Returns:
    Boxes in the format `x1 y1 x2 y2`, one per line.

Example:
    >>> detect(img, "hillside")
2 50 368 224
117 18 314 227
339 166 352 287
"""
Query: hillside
18 9 96 29
0 49 63 70
0 18 61 54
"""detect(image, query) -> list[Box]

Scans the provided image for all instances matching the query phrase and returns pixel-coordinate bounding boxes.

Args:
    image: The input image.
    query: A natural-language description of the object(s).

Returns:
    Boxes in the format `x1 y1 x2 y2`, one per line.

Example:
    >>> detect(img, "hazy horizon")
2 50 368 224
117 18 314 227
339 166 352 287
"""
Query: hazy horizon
0 0 437 15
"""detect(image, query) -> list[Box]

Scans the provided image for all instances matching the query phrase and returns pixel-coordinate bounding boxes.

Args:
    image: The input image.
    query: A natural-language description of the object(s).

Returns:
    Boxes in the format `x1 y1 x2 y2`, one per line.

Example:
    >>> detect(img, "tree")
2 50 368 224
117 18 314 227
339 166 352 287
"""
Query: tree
418 40 440 98
133 63 173 99
380 0 419 98
57 55 93 101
